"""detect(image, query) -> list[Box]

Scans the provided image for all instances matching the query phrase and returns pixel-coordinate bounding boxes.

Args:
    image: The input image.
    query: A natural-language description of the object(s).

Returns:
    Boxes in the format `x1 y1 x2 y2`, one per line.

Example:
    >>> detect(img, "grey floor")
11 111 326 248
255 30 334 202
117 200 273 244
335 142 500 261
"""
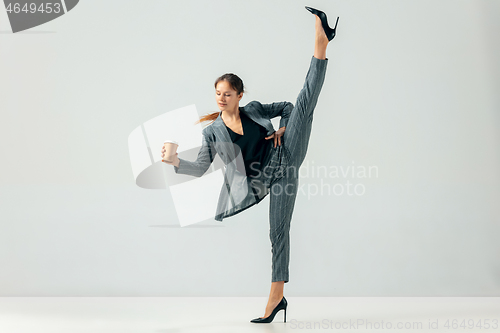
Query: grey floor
0 297 498 332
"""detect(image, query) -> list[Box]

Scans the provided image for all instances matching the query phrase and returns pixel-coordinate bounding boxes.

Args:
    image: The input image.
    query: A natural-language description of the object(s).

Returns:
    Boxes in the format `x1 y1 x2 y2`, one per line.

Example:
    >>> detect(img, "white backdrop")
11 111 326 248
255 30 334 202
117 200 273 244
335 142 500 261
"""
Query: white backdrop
0 0 499 296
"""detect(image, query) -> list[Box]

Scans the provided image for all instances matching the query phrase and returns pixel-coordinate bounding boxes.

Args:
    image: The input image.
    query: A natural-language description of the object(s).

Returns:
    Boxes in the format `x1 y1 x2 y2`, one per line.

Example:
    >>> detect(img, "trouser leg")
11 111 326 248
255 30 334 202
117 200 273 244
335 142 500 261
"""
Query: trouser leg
269 170 298 283
283 55 328 172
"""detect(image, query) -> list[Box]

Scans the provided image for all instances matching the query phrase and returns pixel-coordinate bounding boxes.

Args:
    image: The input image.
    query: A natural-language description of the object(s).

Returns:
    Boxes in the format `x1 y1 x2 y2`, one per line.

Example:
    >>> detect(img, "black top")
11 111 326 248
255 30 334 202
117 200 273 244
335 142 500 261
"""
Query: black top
224 111 273 179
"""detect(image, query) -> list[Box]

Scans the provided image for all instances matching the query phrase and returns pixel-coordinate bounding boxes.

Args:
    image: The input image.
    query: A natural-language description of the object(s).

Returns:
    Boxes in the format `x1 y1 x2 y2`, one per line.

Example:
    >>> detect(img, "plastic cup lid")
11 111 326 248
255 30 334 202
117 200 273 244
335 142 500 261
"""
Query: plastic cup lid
164 140 179 145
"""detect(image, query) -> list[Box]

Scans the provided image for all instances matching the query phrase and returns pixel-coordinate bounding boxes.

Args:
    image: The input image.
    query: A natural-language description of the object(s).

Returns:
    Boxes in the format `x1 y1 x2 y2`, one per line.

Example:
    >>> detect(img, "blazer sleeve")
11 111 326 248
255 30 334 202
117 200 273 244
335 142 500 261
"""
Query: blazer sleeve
173 130 217 177
258 101 294 129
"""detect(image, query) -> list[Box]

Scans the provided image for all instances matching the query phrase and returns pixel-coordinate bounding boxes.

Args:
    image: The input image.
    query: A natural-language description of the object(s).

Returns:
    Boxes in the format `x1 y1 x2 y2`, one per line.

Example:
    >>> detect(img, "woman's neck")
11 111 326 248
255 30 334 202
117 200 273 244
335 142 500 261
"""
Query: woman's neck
221 107 240 122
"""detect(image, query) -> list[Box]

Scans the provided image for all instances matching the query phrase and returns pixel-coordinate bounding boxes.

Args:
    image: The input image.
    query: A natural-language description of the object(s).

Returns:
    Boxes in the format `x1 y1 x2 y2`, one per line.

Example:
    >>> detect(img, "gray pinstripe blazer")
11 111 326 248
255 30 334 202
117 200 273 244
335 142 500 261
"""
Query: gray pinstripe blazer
173 100 293 222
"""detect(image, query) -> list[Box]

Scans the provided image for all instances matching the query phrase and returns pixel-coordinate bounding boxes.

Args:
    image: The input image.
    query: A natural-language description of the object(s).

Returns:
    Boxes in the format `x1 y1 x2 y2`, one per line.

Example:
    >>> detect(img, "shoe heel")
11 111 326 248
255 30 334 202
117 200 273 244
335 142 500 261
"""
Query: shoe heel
284 308 287 322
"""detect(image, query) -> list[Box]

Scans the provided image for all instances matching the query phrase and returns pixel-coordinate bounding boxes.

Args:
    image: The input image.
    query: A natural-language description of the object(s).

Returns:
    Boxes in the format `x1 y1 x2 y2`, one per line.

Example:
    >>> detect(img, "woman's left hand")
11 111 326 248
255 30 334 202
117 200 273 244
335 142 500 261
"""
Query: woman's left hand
265 126 286 148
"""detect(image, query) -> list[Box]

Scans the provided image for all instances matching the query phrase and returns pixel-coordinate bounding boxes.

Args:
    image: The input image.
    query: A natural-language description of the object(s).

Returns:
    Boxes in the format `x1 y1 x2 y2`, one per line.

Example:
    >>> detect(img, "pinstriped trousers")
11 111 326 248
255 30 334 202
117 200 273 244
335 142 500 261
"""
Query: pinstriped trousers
268 55 328 283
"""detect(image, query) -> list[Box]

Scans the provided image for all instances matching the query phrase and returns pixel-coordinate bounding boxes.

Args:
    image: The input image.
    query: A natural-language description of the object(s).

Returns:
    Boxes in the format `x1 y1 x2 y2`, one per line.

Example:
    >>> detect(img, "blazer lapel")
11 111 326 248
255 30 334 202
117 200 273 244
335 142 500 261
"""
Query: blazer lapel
211 112 236 164
240 104 275 136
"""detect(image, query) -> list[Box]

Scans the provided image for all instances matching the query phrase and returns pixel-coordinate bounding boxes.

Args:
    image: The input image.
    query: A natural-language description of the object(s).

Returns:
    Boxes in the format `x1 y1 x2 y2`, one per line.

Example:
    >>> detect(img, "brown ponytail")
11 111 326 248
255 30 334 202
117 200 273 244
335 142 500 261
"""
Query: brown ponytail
195 111 220 125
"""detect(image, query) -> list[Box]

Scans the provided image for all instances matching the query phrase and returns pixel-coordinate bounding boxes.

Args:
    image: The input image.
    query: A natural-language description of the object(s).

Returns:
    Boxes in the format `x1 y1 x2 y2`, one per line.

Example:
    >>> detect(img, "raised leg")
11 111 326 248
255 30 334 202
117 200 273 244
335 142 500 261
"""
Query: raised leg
281 15 330 174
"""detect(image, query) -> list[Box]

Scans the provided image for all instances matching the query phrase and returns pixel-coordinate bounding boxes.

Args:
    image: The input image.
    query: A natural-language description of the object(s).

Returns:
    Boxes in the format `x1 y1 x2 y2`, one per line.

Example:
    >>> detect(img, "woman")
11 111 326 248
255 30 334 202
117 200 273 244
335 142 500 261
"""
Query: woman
162 6 339 323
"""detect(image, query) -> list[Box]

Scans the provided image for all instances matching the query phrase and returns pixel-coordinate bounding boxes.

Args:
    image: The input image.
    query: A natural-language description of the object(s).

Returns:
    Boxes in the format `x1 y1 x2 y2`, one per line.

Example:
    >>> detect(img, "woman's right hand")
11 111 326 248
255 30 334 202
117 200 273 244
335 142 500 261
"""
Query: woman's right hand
161 145 180 167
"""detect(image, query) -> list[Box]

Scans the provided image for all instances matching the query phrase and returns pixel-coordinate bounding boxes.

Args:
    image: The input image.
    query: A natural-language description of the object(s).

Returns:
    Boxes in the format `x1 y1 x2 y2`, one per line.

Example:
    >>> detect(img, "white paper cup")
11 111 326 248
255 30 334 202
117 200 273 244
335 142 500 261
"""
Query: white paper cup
162 140 179 162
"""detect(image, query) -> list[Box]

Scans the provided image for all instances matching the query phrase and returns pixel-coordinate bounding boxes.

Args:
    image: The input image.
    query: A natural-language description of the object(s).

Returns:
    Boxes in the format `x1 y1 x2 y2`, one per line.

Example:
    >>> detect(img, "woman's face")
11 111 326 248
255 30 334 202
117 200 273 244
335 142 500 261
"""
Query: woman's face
215 80 243 112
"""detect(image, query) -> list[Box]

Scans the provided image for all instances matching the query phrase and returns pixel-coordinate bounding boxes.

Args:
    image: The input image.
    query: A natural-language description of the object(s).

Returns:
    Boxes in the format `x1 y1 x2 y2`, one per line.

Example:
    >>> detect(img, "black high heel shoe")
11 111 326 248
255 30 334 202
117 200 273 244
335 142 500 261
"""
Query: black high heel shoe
305 6 339 41
250 296 288 323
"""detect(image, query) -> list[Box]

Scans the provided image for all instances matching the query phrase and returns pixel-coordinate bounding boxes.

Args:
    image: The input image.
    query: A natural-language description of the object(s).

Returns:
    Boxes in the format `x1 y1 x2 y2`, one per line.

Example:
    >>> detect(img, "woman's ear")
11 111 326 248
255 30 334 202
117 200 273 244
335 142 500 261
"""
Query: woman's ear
238 92 243 101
